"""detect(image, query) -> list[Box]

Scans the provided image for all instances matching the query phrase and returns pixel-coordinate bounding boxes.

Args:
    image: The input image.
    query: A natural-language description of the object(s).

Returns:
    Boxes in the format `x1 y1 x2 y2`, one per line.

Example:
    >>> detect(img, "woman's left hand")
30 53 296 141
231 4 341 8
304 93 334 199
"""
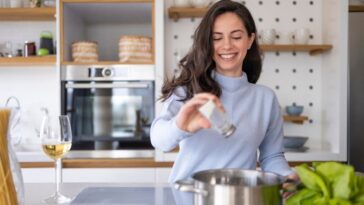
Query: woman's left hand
282 173 300 199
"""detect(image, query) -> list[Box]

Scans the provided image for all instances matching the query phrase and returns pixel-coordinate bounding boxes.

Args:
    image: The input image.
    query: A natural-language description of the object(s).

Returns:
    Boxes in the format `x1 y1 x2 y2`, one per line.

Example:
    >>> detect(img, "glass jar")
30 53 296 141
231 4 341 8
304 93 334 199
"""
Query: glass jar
43 0 55 7
24 41 36 57
29 0 40 7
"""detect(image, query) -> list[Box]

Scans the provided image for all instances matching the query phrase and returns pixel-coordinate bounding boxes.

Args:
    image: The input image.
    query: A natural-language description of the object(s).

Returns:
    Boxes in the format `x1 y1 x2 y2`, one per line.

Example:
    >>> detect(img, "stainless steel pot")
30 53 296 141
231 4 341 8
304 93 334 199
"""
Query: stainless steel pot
175 169 288 205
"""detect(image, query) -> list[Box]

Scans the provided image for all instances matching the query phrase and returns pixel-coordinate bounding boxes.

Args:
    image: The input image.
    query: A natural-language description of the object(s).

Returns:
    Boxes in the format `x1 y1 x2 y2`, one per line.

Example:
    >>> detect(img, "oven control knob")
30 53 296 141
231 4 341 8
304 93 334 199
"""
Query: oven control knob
102 68 114 77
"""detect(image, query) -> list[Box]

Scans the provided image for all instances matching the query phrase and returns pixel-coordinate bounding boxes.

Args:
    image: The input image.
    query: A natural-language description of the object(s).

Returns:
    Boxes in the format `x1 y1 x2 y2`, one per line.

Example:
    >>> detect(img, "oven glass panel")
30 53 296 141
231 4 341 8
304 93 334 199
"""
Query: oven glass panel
63 81 154 150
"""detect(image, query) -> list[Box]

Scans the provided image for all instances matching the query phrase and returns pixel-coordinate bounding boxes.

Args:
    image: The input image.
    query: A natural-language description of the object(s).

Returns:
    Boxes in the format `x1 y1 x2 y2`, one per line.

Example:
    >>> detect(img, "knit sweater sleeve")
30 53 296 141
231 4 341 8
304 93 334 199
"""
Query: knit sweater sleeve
258 94 294 176
150 93 192 152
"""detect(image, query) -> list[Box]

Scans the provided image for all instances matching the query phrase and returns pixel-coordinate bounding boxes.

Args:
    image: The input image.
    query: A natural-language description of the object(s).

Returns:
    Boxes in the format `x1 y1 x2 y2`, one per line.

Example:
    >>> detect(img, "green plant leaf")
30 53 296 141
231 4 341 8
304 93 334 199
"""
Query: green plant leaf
315 162 357 199
296 164 330 197
285 189 321 205
328 198 352 205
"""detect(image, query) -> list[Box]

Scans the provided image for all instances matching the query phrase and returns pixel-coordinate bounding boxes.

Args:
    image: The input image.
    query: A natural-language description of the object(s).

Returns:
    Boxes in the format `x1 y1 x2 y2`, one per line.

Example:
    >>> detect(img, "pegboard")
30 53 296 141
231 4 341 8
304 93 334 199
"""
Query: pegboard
165 0 324 150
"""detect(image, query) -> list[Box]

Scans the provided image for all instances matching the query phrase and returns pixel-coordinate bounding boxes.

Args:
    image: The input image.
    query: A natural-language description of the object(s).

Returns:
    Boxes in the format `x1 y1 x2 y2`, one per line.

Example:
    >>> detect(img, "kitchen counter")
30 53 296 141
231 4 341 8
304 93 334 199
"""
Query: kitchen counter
18 150 174 168
17 148 344 169
20 158 174 168
25 183 193 205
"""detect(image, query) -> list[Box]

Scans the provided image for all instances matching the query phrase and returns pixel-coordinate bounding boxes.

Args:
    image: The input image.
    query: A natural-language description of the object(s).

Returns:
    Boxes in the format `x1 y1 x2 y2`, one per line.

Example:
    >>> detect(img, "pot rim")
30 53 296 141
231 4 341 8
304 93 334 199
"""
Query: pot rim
191 168 285 188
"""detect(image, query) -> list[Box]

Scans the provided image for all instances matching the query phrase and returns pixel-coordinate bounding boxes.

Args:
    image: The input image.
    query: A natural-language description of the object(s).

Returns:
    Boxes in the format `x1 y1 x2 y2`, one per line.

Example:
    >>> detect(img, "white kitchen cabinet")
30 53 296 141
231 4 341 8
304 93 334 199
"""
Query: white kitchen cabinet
22 168 156 183
155 168 172 183
62 168 156 183
22 168 54 183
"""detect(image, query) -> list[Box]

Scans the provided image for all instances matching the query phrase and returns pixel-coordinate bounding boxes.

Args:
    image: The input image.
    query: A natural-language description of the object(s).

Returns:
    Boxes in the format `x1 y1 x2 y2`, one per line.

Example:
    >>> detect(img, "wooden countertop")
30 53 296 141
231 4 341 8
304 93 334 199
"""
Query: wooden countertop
20 158 311 169
20 158 174 168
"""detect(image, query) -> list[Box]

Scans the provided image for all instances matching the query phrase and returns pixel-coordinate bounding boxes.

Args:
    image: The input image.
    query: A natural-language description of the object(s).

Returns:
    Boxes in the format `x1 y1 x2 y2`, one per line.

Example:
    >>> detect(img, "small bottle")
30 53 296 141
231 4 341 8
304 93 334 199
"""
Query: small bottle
198 99 236 137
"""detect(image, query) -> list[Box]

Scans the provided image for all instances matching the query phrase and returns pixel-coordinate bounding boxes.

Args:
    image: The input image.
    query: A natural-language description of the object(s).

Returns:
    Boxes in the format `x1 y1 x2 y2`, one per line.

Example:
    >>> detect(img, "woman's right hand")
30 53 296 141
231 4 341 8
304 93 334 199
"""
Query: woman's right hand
176 93 224 133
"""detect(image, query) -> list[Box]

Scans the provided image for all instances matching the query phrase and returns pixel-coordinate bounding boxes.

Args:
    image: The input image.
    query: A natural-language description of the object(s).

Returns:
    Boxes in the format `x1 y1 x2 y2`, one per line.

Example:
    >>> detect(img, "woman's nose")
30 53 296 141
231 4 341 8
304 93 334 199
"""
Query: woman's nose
222 38 232 49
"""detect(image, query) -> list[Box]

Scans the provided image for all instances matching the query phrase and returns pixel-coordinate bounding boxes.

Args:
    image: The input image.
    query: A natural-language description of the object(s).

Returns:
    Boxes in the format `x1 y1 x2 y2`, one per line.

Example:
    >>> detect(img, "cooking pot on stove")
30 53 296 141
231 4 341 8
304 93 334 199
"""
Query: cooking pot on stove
175 169 293 205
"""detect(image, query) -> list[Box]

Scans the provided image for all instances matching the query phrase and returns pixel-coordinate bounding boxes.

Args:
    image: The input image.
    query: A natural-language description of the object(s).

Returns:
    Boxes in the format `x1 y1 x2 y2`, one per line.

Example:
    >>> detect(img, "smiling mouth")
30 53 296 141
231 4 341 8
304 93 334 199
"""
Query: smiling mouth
219 53 237 60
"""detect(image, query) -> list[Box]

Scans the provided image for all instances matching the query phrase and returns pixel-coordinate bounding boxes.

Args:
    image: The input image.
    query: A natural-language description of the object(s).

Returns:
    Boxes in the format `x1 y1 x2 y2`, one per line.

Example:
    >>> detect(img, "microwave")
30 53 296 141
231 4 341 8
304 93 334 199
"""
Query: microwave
61 65 155 150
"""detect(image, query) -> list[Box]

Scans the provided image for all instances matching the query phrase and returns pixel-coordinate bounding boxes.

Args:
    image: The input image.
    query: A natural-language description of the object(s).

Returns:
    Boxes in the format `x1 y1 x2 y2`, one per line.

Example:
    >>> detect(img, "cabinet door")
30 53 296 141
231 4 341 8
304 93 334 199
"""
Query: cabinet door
62 168 156 183
22 168 156 183
155 168 172 183
22 168 54 183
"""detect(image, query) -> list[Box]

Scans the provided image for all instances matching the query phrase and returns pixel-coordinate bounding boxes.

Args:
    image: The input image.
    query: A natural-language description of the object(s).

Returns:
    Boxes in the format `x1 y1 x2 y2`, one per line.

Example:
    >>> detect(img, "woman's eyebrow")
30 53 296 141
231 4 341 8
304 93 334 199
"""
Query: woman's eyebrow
213 29 245 35
231 29 244 34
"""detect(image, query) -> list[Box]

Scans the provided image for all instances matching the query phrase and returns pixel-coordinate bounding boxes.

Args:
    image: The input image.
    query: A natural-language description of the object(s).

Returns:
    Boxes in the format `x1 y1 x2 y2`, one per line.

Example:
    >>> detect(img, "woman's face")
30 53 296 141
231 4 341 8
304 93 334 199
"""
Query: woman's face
212 12 255 77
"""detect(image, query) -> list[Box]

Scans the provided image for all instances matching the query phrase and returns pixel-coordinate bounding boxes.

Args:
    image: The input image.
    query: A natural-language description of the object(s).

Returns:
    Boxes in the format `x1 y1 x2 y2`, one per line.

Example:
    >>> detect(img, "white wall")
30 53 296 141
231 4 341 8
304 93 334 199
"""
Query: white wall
0 21 58 151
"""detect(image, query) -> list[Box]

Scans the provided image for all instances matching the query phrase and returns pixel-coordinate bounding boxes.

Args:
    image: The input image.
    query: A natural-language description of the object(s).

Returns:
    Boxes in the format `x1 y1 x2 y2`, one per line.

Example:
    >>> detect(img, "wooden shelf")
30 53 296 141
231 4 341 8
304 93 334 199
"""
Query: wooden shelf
61 61 154 65
261 44 332 55
168 7 208 21
0 55 56 66
168 8 332 55
283 115 309 124
169 5 364 19
0 8 56 21
349 5 364 12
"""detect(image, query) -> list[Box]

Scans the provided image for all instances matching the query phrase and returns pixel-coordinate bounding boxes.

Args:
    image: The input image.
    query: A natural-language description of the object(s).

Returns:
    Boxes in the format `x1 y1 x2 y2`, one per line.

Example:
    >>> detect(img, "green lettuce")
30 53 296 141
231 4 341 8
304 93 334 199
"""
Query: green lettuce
285 162 364 205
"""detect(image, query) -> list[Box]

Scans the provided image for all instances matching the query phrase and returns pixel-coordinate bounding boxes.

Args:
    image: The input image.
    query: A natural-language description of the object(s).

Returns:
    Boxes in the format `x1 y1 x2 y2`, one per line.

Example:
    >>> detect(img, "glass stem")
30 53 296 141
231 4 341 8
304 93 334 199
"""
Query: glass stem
55 158 62 196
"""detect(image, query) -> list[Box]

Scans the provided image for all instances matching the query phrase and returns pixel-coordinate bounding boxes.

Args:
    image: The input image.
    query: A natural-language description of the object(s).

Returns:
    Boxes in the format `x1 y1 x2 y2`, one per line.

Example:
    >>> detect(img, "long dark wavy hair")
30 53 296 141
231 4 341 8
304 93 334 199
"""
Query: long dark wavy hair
161 0 262 102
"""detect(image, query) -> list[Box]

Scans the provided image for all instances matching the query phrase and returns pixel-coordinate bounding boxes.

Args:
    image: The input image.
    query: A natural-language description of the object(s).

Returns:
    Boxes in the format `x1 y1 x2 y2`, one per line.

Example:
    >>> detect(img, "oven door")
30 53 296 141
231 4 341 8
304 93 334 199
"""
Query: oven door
62 81 154 150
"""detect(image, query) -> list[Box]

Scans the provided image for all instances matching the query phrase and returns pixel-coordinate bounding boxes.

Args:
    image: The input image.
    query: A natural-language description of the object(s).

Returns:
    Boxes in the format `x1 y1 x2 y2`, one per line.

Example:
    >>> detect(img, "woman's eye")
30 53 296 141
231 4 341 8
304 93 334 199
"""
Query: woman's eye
213 38 222 41
232 36 242 40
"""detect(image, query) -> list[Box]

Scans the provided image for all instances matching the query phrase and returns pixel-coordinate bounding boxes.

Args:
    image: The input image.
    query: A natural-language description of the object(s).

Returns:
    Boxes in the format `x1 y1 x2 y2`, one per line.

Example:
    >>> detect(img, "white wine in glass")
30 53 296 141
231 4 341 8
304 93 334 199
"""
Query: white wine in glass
42 142 72 160
40 115 72 204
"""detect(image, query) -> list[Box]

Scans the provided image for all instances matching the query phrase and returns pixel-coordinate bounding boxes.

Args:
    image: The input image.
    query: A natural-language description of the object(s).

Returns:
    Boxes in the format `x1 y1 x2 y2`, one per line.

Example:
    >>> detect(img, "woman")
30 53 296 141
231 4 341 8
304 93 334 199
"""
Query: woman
151 0 296 183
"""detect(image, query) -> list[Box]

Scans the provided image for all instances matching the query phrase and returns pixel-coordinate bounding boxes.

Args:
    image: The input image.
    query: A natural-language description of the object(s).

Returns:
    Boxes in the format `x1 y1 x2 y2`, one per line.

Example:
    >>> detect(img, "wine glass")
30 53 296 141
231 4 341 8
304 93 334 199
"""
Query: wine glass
40 115 72 204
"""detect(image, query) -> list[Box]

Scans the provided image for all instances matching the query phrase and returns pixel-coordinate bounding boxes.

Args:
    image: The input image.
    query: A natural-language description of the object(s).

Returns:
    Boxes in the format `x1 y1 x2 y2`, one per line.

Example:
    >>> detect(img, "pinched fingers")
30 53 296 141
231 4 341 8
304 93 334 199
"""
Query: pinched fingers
192 93 225 112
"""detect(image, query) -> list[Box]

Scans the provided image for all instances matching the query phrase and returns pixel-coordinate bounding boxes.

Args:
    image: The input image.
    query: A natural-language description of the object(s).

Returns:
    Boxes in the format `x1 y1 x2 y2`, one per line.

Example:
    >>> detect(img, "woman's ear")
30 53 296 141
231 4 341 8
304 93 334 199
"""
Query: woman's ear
248 33 256 49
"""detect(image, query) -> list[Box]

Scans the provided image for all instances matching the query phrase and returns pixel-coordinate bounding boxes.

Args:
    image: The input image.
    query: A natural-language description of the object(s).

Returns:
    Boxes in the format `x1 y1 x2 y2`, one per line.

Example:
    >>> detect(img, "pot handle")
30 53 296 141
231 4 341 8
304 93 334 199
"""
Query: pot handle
174 180 208 197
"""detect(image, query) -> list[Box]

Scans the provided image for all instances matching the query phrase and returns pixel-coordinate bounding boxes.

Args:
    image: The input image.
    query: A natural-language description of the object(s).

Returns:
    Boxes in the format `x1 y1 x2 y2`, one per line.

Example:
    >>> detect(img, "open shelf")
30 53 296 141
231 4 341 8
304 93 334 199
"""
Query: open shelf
170 5 364 19
349 5 364 12
283 115 309 124
168 6 207 21
61 61 154 65
0 8 56 21
0 55 56 66
260 44 333 55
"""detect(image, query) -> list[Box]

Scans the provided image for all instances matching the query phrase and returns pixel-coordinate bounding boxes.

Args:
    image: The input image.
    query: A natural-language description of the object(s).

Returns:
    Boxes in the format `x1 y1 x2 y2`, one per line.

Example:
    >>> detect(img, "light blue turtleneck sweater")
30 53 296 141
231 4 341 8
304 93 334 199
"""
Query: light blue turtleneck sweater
151 71 293 183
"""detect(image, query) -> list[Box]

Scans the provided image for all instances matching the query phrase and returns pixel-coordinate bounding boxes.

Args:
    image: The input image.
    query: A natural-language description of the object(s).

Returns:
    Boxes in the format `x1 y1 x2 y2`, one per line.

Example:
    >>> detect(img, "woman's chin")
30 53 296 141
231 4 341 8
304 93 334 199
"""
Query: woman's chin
216 66 242 76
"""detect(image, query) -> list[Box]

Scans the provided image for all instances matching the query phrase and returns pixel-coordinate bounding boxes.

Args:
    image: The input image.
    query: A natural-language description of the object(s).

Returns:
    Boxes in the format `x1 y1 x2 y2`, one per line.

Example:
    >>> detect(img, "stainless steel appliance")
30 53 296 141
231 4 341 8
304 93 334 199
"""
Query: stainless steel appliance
175 169 286 205
61 64 155 151
348 9 364 172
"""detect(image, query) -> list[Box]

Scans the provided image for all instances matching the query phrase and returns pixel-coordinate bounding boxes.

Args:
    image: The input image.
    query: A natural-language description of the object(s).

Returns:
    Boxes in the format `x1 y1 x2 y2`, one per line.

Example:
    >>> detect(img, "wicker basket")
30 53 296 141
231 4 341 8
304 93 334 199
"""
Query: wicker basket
71 41 99 63
118 35 153 63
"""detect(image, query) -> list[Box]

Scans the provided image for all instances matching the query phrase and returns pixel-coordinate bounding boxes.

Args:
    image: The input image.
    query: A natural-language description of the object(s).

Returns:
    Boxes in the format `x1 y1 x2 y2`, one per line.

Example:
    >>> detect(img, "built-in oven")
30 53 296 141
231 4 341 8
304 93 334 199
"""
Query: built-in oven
61 65 155 152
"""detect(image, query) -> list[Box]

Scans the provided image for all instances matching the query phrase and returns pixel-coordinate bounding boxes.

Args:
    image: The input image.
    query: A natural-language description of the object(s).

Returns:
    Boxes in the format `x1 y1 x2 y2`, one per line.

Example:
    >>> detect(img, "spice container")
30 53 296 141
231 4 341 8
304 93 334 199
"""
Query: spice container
24 41 36 57
198 99 236 137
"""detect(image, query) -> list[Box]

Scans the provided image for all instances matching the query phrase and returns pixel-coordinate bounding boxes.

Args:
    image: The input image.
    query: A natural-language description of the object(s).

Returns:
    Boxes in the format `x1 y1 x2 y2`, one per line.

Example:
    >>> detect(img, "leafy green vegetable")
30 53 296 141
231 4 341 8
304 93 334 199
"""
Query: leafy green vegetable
295 164 330 197
285 188 321 205
353 175 364 204
315 162 357 199
328 198 352 205
285 162 364 205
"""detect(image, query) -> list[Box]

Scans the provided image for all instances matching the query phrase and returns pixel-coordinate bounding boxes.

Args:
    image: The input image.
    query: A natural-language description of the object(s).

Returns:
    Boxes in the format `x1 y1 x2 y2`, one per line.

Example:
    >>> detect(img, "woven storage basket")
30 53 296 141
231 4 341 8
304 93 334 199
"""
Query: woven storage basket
72 41 99 63
119 35 153 63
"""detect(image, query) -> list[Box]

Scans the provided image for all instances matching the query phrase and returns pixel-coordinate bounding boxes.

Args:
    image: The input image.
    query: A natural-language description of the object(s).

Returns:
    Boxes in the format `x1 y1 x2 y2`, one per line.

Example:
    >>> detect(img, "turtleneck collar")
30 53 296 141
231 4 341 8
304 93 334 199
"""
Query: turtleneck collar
212 70 249 92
